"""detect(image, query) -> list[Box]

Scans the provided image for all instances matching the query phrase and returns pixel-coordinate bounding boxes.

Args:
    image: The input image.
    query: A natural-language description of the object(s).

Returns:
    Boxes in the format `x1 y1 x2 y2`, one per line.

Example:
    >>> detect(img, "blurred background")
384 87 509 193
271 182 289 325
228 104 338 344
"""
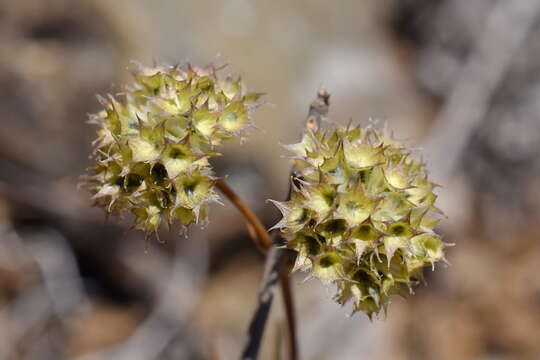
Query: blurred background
1 0 540 359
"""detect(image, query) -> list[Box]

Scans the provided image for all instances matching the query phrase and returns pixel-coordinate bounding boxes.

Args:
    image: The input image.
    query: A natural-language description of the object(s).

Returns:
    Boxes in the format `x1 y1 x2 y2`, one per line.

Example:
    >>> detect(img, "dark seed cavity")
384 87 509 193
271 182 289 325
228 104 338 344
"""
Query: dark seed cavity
319 254 338 268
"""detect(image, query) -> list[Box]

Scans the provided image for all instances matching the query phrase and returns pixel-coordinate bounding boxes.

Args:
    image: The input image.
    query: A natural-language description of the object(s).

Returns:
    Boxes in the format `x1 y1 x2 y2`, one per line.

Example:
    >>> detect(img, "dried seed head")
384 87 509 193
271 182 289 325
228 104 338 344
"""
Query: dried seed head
84 62 261 237
271 124 447 318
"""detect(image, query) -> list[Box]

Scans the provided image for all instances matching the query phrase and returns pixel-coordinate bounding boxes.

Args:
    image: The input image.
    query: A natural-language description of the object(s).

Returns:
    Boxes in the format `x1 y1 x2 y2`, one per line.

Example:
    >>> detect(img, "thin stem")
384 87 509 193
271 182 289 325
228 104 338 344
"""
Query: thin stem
240 247 285 360
215 179 298 360
279 262 298 360
215 180 272 252
215 87 330 360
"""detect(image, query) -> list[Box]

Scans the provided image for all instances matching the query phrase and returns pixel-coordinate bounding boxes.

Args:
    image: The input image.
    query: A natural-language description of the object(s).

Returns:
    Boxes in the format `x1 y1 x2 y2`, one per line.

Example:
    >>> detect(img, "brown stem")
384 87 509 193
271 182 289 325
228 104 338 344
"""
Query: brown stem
215 180 271 252
216 87 330 359
279 261 298 360
215 179 298 360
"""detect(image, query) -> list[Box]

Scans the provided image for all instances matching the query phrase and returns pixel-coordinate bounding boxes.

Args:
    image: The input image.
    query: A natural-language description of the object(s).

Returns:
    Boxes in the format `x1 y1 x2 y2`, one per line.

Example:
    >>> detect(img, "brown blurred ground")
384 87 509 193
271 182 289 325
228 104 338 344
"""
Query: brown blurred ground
0 0 539 359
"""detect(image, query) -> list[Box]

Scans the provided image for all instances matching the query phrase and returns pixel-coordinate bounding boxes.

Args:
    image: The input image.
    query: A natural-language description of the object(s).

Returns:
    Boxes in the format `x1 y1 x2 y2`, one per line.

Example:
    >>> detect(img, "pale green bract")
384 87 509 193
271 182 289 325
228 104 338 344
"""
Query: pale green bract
270 124 447 318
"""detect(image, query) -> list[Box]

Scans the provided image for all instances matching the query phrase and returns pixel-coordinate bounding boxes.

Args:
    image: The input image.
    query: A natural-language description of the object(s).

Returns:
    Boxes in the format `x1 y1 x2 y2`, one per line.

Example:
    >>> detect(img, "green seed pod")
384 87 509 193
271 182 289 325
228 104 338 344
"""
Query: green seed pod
271 124 447 318
84 62 261 237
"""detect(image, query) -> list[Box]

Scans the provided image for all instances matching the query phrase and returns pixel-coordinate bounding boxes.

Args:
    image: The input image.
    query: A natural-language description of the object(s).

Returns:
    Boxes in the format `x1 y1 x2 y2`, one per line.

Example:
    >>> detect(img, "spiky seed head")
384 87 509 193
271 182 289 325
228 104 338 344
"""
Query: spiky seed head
84 62 261 237
270 124 447 318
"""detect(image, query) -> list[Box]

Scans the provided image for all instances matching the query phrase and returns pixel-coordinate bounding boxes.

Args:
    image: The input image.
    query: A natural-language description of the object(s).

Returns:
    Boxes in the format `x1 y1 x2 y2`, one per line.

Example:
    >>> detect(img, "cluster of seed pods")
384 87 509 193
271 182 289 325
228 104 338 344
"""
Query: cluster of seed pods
270 125 447 317
86 63 261 236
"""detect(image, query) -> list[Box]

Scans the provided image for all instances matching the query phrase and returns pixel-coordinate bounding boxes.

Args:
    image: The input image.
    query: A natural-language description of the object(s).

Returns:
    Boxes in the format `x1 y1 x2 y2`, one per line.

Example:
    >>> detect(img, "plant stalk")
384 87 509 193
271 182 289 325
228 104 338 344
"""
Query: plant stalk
216 179 298 360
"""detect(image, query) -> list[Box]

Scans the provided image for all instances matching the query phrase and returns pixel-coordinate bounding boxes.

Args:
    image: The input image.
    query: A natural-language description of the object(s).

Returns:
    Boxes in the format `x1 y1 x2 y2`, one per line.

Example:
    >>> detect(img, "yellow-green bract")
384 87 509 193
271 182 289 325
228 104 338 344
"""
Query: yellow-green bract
270 124 447 318
84 62 261 236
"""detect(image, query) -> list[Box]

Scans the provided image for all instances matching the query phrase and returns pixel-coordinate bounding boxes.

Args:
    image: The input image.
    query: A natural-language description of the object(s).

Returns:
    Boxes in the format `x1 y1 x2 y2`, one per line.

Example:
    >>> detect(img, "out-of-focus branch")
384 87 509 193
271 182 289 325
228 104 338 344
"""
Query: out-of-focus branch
0 224 90 359
75 237 208 360
424 0 540 182
24 227 90 319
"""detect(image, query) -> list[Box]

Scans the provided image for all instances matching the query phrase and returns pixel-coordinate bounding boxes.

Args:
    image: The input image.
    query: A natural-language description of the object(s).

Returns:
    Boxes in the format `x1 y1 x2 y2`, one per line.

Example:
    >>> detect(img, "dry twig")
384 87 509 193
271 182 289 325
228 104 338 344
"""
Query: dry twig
424 0 540 182
236 87 330 360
